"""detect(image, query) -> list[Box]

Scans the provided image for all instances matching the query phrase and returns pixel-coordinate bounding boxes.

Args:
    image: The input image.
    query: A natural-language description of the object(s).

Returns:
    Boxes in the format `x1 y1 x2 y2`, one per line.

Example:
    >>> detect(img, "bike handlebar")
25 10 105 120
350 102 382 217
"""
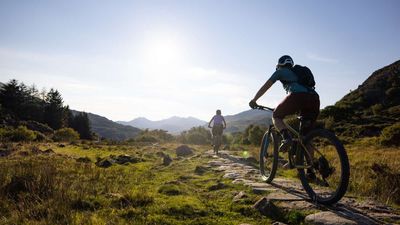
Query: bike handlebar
254 105 275 111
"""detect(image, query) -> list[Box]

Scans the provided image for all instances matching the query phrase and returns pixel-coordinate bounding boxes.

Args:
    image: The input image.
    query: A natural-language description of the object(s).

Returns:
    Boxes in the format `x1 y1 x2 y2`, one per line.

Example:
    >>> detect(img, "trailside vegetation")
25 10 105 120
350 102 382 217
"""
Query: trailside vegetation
0 79 92 140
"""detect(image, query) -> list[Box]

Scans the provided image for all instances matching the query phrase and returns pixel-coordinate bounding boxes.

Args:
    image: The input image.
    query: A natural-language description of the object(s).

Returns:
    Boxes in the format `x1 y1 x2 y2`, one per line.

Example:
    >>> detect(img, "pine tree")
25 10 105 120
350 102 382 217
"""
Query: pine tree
44 88 65 129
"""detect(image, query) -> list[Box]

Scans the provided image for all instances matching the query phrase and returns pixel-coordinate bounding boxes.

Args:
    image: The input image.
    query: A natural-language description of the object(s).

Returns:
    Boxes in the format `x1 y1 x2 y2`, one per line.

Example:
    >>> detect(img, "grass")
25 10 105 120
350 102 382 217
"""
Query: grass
0 142 273 225
245 138 400 208
2 140 398 224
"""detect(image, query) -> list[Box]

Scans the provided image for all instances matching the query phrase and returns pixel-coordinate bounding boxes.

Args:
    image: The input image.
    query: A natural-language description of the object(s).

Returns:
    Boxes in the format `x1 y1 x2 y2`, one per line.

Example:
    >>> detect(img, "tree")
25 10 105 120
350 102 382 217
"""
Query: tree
69 112 92 140
0 79 24 117
44 88 66 129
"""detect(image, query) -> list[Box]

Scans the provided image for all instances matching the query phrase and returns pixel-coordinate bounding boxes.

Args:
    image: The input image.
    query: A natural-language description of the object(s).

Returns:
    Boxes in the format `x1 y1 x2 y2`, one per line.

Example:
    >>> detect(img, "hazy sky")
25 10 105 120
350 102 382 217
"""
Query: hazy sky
1 0 399 121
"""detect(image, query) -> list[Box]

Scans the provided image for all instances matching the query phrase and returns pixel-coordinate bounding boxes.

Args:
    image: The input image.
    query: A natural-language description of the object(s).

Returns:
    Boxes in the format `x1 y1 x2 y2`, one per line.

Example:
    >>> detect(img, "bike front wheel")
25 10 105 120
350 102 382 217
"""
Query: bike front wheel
259 128 279 183
297 129 350 205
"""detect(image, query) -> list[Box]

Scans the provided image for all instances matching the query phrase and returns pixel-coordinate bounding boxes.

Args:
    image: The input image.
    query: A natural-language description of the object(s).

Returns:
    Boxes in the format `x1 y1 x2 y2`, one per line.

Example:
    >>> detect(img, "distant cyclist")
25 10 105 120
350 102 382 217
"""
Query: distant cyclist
249 55 320 178
208 110 226 137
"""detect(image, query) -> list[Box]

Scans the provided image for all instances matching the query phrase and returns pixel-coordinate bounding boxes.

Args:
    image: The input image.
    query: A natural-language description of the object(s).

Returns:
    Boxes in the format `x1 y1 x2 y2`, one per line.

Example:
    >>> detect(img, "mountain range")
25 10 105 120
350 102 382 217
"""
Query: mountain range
117 109 273 134
71 110 141 141
117 116 207 134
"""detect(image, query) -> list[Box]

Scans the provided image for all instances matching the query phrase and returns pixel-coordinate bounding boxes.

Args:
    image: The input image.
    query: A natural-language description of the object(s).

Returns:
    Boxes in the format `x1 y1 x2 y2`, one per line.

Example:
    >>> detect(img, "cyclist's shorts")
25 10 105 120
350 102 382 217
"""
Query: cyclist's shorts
212 124 224 136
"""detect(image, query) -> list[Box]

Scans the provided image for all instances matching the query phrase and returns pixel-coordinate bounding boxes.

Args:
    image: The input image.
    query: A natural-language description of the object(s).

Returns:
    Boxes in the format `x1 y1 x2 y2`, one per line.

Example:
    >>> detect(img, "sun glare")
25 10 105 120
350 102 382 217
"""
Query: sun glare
145 37 182 67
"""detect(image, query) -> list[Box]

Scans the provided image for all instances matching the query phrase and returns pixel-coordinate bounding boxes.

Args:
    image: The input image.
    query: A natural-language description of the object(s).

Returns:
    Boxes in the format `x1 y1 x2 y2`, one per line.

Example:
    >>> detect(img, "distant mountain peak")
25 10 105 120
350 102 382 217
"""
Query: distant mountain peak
118 116 207 134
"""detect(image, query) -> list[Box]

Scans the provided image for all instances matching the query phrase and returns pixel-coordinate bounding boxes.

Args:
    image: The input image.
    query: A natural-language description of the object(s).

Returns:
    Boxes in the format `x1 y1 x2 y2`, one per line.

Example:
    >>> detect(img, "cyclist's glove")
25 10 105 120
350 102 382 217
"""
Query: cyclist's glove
249 100 258 109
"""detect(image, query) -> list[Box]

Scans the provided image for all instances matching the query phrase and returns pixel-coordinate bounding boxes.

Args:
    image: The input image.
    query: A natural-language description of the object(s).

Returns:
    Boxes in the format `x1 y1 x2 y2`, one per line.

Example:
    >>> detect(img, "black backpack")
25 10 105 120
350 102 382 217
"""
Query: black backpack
291 65 315 89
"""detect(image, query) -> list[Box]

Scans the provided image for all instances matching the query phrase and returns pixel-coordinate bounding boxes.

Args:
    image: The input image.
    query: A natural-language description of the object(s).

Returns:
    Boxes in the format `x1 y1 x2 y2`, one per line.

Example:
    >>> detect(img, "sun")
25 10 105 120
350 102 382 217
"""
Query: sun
145 37 182 66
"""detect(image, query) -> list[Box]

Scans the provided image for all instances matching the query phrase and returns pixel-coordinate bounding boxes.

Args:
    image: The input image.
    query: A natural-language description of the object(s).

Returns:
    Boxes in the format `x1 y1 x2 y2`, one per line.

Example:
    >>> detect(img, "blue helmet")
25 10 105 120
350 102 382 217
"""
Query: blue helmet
278 55 294 67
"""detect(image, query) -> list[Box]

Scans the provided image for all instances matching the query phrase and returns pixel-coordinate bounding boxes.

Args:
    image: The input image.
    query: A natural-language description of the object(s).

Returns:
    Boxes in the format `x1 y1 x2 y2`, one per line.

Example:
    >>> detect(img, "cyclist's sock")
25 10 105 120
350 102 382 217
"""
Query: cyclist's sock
279 129 292 152
280 129 292 141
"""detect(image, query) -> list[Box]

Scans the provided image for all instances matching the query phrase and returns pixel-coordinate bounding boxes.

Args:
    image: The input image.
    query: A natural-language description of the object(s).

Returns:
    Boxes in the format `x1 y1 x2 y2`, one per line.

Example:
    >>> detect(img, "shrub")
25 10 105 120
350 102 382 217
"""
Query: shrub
388 105 400 116
178 126 211 145
135 135 159 143
324 116 335 130
34 131 48 142
53 128 80 142
8 126 36 142
248 125 265 145
379 123 400 146
371 104 383 116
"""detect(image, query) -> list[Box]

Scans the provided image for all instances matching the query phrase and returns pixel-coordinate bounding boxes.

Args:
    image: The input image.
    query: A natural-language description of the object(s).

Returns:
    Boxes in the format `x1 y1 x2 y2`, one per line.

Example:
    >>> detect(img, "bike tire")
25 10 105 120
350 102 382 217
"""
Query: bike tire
213 135 222 154
298 129 350 205
259 128 279 183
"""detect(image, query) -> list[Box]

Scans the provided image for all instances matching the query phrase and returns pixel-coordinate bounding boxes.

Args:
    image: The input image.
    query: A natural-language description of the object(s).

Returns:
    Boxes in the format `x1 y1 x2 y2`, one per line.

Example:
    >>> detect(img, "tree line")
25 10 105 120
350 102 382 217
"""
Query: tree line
0 79 92 140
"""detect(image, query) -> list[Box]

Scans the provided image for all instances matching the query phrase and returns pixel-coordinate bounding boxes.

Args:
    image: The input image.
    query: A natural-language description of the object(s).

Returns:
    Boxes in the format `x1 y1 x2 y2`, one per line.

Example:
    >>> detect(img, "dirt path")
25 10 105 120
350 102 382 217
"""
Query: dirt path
205 150 400 225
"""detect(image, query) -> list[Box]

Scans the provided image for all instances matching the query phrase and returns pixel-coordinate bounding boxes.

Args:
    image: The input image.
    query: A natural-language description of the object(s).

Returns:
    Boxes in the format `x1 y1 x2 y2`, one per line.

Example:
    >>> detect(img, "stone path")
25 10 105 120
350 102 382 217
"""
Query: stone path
205 150 400 225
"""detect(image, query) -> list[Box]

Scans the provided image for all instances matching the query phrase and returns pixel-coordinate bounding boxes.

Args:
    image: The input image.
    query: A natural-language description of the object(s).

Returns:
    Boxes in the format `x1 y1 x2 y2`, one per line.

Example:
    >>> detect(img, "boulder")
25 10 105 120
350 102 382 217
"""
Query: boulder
233 191 248 202
304 211 357 225
208 182 227 191
194 165 208 175
76 157 92 163
112 154 141 165
175 145 194 157
43 148 55 154
96 158 113 168
162 154 173 166
253 197 283 220
30 146 41 154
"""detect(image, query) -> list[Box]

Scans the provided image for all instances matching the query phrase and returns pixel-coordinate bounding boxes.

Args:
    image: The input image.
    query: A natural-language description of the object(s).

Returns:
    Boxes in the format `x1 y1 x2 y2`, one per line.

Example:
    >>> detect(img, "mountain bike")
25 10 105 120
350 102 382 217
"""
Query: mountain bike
209 125 224 154
255 105 350 205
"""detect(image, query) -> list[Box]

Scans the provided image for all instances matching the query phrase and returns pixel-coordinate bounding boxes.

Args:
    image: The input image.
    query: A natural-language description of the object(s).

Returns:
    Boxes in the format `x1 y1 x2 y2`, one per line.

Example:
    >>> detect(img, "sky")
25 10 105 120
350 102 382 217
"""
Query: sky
0 0 399 121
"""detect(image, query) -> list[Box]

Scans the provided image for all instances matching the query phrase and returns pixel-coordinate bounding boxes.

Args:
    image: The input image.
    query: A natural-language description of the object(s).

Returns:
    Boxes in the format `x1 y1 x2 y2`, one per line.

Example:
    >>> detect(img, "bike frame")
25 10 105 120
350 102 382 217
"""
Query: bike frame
258 105 321 170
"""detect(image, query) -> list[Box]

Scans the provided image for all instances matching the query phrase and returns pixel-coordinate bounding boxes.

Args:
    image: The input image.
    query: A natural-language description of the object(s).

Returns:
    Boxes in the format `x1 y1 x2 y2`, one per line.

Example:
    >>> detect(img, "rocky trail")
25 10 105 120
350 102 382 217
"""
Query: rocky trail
204 150 400 225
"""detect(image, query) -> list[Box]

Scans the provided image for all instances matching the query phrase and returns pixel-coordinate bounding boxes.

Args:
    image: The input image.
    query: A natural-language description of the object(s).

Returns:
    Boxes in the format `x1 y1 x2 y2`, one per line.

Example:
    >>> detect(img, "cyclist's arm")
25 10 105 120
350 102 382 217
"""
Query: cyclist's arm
252 70 280 102
222 117 226 129
251 79 274 102
208 116 214 128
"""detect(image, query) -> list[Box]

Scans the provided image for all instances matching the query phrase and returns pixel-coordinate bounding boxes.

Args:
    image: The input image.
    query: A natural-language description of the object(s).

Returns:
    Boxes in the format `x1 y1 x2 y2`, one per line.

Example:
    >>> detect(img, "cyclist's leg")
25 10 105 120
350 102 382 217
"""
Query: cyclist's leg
299 93 320 177
273 93 301 151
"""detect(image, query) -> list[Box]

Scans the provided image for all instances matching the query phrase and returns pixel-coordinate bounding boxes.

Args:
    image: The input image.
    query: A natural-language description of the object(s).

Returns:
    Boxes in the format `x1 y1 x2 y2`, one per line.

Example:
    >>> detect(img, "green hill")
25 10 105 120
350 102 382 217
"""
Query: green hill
320 60 400 140
72 110 141 141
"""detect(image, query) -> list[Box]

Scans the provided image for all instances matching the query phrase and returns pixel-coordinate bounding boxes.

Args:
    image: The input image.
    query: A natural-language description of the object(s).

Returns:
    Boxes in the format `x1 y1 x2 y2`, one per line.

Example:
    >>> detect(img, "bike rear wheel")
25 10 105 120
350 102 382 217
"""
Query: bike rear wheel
213 135 222 154
259 129 279 183
297 129 350 205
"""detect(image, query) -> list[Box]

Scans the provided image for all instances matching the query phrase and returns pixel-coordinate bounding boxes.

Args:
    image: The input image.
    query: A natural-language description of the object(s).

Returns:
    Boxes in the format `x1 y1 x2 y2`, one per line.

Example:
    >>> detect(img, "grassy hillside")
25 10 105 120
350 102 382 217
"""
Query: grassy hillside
319 60 400 142
72 110 141 141
0 143 273 224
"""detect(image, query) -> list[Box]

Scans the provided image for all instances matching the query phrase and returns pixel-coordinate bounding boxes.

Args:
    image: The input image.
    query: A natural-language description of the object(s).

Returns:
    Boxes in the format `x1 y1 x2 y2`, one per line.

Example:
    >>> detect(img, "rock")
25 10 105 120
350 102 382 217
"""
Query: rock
305 211 357 225
252 187 278 194
175 145 194 157
272 222 287 225
208 182 227 191
96 158 113 168
162 154 172 166
58 143 66 147
43 148 55 154
245 156 258 164
112 154 142 165
194 165 208 175
17 151 29 156
223 172 241 179
76 157 92 163
266 192 304 201
209 161 224 167
30 146 41 154
233 191 248 202
253 197 283 219
0 149 12 157
156 151 166 157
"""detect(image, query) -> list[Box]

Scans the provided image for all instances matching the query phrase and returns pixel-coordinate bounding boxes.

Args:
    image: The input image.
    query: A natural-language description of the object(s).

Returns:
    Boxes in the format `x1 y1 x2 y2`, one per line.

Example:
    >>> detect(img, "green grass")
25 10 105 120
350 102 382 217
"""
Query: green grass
0 142 273 225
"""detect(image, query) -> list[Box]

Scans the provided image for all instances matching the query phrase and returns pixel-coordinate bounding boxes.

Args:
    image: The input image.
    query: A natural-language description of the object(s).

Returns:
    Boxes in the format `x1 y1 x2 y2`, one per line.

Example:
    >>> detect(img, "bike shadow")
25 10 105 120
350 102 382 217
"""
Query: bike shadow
217 151 383 225
270 181 381 223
